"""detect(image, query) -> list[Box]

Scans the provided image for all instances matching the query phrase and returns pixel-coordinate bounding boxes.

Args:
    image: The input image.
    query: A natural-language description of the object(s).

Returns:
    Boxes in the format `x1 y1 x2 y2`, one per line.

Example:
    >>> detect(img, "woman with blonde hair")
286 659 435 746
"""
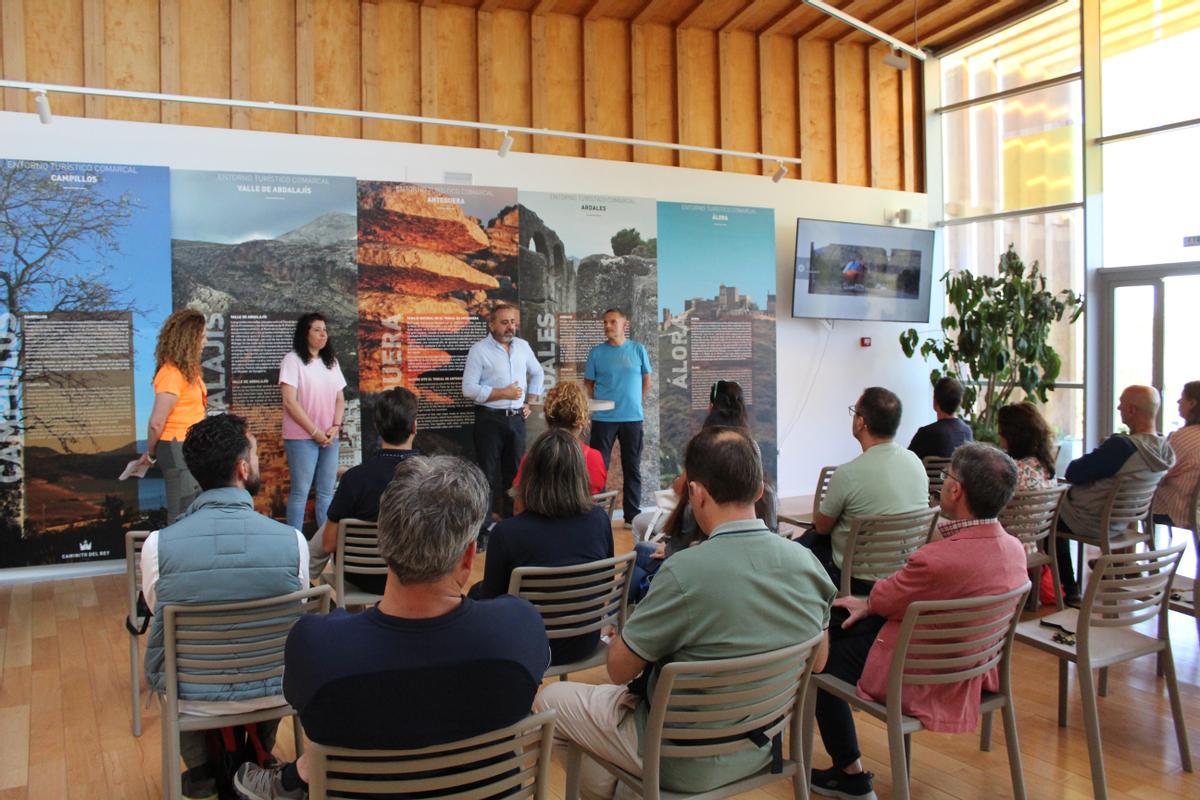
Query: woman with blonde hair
511 381 607 505
136 308 208 523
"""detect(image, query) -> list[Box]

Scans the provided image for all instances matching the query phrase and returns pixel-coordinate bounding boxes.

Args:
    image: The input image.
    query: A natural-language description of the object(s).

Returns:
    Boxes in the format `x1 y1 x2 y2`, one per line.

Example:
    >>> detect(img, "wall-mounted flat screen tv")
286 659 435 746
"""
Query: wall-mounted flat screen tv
791 218 936 323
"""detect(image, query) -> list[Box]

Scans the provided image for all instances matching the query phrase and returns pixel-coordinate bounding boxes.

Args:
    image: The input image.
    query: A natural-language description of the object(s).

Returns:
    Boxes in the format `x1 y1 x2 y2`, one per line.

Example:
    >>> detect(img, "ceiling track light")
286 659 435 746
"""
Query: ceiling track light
33 90 52 125
497 130 514 158
771 162 788 183
883 48 909 71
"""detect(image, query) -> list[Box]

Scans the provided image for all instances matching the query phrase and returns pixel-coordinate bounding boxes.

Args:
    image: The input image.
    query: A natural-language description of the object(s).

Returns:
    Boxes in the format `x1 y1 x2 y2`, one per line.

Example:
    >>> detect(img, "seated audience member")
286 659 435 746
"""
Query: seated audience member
234 455 550 800
804 387 929 590
308 386 422 590
141 414 309 800
908 377 974 460
1153 380 1200 526
471 427 614 665
513 381 607 510
998 402 1058 490
630 380 750 541
1056 385 1174 603
536 427 836 799
810 443 1028 800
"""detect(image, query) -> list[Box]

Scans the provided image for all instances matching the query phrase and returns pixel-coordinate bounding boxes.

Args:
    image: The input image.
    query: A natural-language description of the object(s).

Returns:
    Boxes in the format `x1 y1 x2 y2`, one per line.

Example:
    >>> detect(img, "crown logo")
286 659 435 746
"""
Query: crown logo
79 540 93 552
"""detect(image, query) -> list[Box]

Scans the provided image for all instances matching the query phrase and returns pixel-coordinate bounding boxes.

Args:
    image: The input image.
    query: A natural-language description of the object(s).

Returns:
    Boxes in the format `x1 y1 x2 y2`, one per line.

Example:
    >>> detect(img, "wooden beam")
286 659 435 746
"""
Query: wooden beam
296 0 315 134
177 0 230 128
762 4 807 38
833 42 868 186
229 0 249 128
721 0 768 33
159 0 180 124
633 0 674 26
533 0 557 15
631 21 675 165
758 31 796 176
583 16 631 160
480 0 504 10
361 0 420 142
104 0 161 123
585 0 616 22
2 0 27 112
676 26 718 169
867 43 901 189
420 1 437 143
84 0 109 119
797 39 834 182
718 28 759 173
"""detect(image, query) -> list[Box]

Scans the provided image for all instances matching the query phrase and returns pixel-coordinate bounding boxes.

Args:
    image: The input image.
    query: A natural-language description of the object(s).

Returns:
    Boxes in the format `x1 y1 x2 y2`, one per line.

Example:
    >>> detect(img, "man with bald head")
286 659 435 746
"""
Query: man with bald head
1057 385 1174 603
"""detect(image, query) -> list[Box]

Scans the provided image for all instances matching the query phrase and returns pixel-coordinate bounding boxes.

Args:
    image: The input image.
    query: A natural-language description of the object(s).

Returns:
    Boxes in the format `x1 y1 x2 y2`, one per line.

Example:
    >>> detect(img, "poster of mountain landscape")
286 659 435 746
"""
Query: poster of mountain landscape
170 170 360 524
517 192 658 506
356 182 519 460
657 202 777 486
0 158 171 568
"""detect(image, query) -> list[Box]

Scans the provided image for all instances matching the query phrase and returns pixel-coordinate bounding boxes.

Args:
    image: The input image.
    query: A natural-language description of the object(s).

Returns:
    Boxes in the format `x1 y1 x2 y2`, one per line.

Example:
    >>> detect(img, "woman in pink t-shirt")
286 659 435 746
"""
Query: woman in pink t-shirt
280 312 347 532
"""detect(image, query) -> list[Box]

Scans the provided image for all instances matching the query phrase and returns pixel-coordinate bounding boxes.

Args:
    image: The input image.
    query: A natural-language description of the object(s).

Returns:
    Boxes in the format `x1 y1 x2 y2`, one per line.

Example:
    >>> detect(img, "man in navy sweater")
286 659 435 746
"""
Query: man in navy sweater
233 455 549 800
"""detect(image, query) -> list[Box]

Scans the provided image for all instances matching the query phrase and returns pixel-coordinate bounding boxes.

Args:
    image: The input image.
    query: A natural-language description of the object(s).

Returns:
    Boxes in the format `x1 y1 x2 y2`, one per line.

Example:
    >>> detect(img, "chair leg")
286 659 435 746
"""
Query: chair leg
130 635 142 737
1001 700 1028 800
1050 547 1065 611
293 714 305 757
564 743 583 800
888 721 910 800
558 673 568 682
903 732 912 778
1159 644 1194 772
980 711 993 752
1075 540 1084 592
1077 663 1109 800
1057 660 1069 728
1098 667 1109 697
802 685 817 784
162 717 181 800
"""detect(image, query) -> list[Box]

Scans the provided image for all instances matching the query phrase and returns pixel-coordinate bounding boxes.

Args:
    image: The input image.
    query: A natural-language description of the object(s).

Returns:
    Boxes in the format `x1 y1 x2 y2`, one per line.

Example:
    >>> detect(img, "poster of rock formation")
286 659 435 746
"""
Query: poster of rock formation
356 182 518 460
657 202 777 486
517 192 658 506
170 170 360 522
0 158 171 568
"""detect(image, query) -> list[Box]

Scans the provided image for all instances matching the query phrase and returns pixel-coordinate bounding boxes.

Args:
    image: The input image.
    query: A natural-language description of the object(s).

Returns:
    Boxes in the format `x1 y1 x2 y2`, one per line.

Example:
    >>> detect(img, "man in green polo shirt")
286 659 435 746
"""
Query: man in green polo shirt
535 427 836 798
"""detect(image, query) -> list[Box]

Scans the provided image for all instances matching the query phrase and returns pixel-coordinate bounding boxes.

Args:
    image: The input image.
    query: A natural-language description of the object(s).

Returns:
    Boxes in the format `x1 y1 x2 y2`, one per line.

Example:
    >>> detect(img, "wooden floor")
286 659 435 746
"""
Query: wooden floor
0 529 1198 800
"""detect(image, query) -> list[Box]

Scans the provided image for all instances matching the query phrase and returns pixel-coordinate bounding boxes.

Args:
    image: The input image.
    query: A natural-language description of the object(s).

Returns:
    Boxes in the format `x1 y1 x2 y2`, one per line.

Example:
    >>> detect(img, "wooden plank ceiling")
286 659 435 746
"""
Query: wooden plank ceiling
0 1 1062 191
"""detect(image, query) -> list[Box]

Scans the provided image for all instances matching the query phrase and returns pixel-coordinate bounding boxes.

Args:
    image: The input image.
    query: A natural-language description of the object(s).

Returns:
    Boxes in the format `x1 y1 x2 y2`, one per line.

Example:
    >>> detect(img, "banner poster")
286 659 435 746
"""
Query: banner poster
0 159 171 567
517 192 659 506
356 182 519 460
170 170 360 522
656 202 778 486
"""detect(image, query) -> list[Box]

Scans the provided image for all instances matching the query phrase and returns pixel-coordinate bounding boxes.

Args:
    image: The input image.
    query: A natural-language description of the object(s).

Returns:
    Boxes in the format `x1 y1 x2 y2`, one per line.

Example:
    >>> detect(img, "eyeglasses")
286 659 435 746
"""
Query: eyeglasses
939 469 960 485
847 405 859 417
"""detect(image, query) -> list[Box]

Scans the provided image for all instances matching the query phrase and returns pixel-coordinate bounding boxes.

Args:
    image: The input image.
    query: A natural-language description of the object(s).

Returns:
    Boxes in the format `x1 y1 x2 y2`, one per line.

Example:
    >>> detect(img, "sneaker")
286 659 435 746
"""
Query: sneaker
810 765 876 800
181 767 217 800
233 763 306 800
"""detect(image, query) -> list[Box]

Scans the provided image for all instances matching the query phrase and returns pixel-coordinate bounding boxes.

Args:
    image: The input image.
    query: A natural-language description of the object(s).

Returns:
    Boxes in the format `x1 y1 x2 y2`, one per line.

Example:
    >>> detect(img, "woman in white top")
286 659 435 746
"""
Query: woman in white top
280 312 347 533
1154 381 1200 527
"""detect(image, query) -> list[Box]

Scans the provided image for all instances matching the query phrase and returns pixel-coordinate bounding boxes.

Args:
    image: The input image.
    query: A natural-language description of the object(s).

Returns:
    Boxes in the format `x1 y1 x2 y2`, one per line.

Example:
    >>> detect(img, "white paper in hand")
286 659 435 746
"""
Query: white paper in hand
119 459 151 480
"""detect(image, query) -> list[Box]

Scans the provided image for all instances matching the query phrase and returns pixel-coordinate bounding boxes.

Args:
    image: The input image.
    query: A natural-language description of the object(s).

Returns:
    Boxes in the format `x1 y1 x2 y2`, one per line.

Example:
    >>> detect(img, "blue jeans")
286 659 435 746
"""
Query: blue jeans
284 438 340 532
630 540 662 603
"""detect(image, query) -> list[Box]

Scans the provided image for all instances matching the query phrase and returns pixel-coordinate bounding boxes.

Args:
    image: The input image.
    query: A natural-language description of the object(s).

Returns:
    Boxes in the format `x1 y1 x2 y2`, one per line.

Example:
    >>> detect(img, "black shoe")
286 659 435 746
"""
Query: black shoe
1064 593 1082 608
811 766 877 800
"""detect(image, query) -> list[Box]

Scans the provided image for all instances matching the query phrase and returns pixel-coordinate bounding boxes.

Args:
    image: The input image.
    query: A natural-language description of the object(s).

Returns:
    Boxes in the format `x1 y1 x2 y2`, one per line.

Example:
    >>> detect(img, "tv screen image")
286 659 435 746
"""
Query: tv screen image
791 218 936 323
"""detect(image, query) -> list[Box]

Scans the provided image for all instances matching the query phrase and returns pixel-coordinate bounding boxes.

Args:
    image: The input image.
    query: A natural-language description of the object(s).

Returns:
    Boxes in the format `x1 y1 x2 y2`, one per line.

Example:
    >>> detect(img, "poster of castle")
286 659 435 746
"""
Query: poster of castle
356 182 519 461
657 202 777 486
517 192 658 506
0 158 171 568
170 170 360 524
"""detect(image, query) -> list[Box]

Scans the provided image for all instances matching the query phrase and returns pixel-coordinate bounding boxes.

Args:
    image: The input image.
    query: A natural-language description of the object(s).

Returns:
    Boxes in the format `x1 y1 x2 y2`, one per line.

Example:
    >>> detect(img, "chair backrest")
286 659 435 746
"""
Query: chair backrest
998 485 1068 552
813 466 837 513
886 582 1031 716
335 518 389 599
306 710 556 800
592 490 619 521
641 632 826 792
1099 474 1161 535
161 585 333 715
923 456 953 501
125 529 150 626
840 507 939 596
1185 478 1200 532
508 552 636 640
1078 543 1186 639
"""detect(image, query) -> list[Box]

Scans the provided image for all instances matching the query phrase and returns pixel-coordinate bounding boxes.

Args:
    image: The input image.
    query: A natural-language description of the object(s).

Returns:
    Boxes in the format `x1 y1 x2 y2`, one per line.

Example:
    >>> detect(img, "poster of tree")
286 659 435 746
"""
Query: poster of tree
170 170 360 523
0 158 171 568
356 182 519 461
517 192 658 506
656 202 777 485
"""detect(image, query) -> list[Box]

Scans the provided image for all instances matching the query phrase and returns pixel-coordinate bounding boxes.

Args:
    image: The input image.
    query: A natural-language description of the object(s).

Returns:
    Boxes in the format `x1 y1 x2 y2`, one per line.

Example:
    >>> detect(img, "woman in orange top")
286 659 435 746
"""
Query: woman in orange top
136 308 208 523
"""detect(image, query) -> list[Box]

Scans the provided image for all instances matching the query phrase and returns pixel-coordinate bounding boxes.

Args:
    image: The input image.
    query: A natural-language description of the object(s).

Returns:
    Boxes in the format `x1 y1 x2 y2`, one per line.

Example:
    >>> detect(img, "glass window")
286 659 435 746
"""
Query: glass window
1109 283 1156 432
941 0 1080 105
1163 274 1200 434
1102 126 1200 268
943 82 1082 220
943 209 1085 385
1102 0 1200 135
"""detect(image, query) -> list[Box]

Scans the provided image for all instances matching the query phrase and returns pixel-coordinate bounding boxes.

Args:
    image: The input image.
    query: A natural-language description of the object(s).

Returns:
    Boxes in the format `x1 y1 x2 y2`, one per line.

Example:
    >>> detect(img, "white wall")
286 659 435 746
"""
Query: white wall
0 110 941 499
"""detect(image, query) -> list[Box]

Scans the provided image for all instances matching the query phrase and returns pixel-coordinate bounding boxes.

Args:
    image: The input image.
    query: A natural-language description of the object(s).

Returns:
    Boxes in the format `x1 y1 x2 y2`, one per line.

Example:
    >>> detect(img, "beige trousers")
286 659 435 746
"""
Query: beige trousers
534 682 643 800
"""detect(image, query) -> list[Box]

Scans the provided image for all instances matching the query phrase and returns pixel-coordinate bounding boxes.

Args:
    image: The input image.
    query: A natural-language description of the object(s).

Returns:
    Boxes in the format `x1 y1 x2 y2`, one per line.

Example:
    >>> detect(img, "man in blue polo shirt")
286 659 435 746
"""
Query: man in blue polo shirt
585 308 652 526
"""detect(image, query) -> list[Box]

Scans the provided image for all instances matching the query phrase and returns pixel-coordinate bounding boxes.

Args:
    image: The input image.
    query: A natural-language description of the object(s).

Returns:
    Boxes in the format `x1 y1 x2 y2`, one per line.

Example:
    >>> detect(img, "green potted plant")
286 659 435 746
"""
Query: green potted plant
899 245 1084 441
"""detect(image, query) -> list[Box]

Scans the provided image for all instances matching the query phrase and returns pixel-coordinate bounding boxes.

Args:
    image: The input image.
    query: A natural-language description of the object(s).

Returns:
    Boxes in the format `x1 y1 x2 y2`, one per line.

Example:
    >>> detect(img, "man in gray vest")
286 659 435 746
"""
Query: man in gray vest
141 413 309 800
